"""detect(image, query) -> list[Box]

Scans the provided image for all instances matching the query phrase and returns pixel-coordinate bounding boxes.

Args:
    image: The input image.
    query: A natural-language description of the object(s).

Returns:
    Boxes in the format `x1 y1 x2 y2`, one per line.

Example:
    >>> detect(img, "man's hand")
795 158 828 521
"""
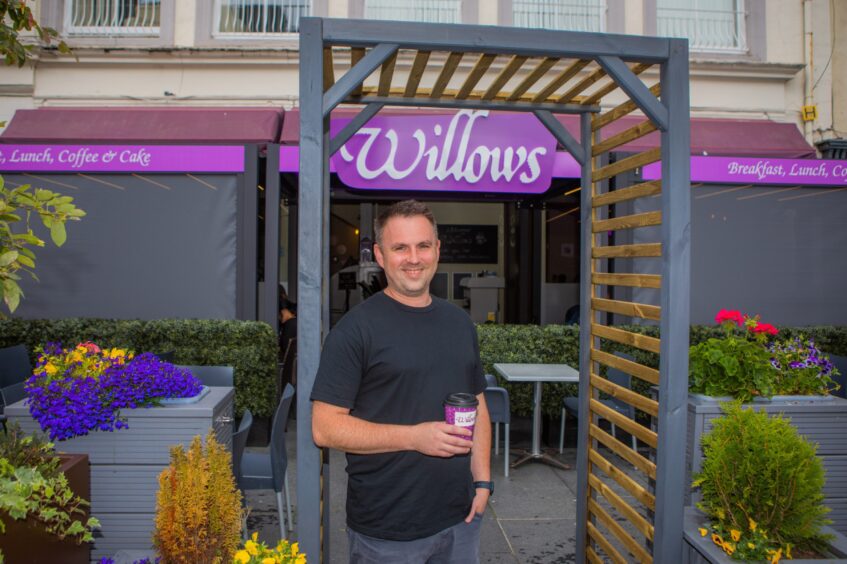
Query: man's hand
464 488 490 522
410 421 474 457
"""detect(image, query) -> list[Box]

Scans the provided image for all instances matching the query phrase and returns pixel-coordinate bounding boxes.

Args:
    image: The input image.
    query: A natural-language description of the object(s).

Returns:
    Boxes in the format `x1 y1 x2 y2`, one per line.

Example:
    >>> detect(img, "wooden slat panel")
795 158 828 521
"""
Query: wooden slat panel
557 67 607 104
589 446 656 509
586 544 609 564
593 83 662 130
590 372 658 417
591 322 661 354
590 398 658 448
589 473 655 540
588 498 652 564
531 58 590 103
404 50 431 97
592 120 659 156
506 57 558 101
457 53 497 99
592 243 662 259
583 63 653 106
378 51 398 96
482 55 527 100
592 272 662 289
323 47 335 92
592 297 662 325
587 521 628 564
592 347 661 385
593 148 662 182
430 52 464 98
350 48 366 96
589 423 657 482
593 180 661 207
593 211 662 233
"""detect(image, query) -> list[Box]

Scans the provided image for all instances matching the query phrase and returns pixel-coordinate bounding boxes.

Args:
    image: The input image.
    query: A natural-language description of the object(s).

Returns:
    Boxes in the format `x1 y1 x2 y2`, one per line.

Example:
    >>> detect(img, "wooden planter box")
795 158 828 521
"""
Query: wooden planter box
0 453 91 564
684 507 847 563
687 393 847 534
6 387 234 563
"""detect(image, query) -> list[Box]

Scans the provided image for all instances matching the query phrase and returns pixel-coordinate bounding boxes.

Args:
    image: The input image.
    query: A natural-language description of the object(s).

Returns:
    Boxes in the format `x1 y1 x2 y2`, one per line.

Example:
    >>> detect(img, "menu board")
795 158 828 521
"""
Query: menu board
438 224 498 264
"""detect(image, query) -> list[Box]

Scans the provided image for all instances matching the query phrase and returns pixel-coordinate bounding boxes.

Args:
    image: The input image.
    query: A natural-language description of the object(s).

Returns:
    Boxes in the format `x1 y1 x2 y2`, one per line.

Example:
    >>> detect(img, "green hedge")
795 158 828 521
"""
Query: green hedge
0 319 278 418
478 324 847 418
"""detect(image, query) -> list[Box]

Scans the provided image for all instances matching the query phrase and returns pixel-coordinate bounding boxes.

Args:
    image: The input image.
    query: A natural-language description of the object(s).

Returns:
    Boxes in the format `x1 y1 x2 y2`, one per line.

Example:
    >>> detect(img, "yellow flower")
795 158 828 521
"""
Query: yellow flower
291 542 299 556
245 540 259 556
234 550 251 564
70 351 83 362
261 558 275 564
722 542 735 556
749 518 757 532
730 529 741 542
785 544 792 559
698 528 708 537
748 542 756 549
711 533 724 547
252 532 259 542
44 363 58 376
770 547 783 563
295 555 306 564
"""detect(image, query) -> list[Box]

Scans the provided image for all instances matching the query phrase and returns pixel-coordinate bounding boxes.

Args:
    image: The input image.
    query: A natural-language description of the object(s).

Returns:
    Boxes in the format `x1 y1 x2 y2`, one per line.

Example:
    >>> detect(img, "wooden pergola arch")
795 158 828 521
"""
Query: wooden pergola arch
296 17 690 563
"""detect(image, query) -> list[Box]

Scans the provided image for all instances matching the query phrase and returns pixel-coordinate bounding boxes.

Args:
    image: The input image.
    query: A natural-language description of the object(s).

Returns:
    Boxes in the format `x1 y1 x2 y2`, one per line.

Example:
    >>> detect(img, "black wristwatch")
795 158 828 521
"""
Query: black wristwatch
474 481 494 496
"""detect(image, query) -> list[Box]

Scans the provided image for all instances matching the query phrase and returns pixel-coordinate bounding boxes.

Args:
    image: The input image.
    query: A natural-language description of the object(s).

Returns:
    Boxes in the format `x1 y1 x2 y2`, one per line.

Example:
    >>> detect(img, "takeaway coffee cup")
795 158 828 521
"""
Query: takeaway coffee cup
444 392 479 440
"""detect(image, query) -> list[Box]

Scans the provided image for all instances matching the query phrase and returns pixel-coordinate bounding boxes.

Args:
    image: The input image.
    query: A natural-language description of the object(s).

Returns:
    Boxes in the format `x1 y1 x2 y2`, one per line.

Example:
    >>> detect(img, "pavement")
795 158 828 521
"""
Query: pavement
244 416 586 563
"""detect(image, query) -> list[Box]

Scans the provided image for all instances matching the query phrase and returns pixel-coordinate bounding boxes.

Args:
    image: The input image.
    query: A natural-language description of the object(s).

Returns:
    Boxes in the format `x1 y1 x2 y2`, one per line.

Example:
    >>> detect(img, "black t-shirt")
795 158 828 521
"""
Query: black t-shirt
311 292 486 541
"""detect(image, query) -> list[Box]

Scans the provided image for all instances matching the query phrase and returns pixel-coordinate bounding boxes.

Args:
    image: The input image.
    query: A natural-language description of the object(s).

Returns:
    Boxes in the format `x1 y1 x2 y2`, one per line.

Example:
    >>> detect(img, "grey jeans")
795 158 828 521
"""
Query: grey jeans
347 513 483 564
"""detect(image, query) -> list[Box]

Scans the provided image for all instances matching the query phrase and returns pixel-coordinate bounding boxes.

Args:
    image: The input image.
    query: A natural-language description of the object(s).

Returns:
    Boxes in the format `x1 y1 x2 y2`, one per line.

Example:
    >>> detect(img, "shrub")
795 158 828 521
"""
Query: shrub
693 403 831 560
154 433 243 564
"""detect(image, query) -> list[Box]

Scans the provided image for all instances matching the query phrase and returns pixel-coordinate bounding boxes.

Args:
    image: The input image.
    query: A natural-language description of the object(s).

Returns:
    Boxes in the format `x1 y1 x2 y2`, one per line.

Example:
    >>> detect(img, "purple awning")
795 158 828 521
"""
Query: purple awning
0 107 284 144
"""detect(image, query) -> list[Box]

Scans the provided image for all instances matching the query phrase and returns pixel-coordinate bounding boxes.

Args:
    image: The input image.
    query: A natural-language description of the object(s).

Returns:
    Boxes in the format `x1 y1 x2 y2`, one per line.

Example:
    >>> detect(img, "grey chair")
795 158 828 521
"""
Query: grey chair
232 409 254 481
238 383 295 539
484 373 498 388
560 353 637 453
177 365 234 387
0 344 32 389
828 354 847 399
483 383 511 478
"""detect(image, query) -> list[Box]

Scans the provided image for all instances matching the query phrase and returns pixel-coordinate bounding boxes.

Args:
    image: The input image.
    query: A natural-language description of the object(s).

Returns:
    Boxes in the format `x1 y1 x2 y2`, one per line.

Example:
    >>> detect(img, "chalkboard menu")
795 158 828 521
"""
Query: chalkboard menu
438 224 498 264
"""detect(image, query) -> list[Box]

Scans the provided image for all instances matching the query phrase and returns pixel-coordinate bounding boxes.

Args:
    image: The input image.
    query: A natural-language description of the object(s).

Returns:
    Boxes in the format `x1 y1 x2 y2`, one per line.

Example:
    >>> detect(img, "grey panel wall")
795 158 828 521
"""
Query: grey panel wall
7 173 239 319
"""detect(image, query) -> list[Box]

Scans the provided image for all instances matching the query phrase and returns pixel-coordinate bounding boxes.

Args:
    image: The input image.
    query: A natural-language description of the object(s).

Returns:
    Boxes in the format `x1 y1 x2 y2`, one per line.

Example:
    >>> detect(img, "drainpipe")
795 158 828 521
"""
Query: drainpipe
803 0 815 142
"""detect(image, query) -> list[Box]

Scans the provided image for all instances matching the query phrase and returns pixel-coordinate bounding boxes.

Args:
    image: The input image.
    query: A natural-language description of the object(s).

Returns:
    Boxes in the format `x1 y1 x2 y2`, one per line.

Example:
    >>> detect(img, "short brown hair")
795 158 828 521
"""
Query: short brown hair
374 200 438 245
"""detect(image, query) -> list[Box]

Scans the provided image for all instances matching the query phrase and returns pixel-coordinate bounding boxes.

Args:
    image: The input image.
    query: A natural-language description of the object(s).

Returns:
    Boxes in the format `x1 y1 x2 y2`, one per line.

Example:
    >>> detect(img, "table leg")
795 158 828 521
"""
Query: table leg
510 380 571 471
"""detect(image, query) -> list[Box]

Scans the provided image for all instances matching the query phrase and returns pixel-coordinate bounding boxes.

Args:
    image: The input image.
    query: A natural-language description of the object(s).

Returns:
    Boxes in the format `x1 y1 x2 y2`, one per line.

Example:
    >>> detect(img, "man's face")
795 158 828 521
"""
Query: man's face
374 215 440 303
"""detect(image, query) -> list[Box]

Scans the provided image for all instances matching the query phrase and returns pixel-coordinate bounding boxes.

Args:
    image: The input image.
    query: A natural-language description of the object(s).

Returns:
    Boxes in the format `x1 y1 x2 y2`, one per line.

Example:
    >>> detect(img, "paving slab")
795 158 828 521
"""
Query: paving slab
499 518 578 564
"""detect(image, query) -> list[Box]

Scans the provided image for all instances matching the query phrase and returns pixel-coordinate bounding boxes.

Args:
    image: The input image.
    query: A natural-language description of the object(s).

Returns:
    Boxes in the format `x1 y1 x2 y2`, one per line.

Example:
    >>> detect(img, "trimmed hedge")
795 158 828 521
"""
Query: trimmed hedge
478 323 847 417
0 319 278 417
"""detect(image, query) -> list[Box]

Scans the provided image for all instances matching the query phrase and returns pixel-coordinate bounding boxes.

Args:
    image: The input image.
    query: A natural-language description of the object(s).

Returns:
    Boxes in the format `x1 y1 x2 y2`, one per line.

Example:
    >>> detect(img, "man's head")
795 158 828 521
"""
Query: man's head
373 200 440 306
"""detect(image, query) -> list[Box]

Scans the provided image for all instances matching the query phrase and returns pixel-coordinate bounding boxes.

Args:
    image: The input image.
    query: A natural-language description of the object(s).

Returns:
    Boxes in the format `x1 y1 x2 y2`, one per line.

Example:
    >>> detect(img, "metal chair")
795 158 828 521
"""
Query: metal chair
0 344 32 389
232 409 254 480
238 383 295 539
560 353 637 453
828 354 847 399
483 382 511 478
177 365 234 387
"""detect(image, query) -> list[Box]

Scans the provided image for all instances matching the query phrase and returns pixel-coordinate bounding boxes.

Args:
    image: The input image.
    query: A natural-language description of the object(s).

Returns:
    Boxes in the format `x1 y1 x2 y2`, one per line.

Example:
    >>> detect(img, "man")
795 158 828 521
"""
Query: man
311 200 492 563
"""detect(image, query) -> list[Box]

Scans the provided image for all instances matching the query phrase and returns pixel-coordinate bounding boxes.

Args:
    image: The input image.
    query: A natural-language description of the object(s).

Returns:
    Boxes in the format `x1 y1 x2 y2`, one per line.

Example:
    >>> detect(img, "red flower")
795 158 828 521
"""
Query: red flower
715 309 744 327
80 341 101 354
751 323 778 336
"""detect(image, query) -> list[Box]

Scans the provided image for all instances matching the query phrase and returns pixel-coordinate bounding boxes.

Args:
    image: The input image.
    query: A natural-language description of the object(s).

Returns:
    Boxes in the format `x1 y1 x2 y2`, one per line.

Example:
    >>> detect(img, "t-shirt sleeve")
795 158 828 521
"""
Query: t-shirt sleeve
310 318 364 409
470 322 486 396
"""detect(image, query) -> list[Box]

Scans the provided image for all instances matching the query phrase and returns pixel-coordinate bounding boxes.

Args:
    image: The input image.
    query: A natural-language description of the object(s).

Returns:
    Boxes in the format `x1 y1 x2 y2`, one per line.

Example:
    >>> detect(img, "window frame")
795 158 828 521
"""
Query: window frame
497 0 625 34
195 0 328 49
41 0 176 48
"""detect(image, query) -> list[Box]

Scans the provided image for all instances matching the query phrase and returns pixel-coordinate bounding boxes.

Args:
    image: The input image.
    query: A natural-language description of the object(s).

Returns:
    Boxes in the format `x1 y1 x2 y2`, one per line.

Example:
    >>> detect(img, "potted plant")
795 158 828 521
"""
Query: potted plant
686 309 847 534
0 423 99 563
685 403 847 563
153 432 243 564
233 532 307 564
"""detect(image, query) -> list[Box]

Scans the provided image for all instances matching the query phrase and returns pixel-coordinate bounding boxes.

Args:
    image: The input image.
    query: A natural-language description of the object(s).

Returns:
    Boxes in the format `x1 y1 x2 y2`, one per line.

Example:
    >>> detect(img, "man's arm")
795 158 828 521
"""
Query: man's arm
312 400 475 457
466 391 492 522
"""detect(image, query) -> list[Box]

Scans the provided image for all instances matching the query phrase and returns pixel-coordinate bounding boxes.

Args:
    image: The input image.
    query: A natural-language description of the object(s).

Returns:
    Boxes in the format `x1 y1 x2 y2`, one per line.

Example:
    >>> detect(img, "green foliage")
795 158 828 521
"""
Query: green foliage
0 0 71 67
0 318 278 417
693 403 831 558
0 181 85 314
0 423 59 478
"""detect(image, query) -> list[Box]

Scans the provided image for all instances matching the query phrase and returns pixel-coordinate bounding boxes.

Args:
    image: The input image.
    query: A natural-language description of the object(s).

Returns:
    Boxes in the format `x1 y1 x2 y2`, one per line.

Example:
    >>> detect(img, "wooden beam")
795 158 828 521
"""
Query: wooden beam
593 211 662 233
590 398 658 448
592 120 659 156
590 372 659 416
350 48 365 96
557 66 607 104
457 53 497 99
592 243 662 259
589 473 655 540
591 347 661 385
430 52 464 98
482 54 527 100
592 272 662 289
588 498 653 564
531 58 590 103
583 63 653 106
323 47 335 92
378 51 398 97
591 322 662 355
404 50 431 97
587 521 628 564
592 180 661 207
506 57 558 101
593 83 662 130
589 423 657 482
592 148 662 182
589 446 656 509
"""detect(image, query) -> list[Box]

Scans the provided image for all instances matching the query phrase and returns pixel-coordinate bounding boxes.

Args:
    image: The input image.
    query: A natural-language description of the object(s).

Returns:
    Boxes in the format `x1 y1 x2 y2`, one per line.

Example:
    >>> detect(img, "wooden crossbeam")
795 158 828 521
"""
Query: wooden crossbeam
589 423 657 483
593 211 662 233
593 180 661 207
592 148 662 182
583 63 652 106
323 47 335 92
350 48 365 96
592 120 659 156
588 498 652 564
482 55 527 100
589 473 655 540
591 272 662 289
587 521 628 564
457 53 497 99
592 243 662 259
590 372 658 417
591 322 661 355
531 59 590 103
557 66 607 104
590 398 658 448
506 57 558 101
378 51 398 96
588 445 656 509
431 52 464 98
591 347 660 385
593 83 662 130
404 50 431 97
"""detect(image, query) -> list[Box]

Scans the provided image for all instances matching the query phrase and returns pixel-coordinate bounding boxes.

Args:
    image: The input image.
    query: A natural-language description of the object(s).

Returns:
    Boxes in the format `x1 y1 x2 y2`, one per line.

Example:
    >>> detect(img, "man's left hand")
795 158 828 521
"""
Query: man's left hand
464 489 490 523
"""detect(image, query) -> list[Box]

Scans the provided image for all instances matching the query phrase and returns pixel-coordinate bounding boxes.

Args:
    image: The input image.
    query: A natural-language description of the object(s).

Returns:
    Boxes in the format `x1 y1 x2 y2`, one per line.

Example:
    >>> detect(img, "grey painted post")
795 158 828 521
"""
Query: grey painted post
653 38 691 563
237 145 259 320
297 18 327 563
263 144 281 333
574 111 594 561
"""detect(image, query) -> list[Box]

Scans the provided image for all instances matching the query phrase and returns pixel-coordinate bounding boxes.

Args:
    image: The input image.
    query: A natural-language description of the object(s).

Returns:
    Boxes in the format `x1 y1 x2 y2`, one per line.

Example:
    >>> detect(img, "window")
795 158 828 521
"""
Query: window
657 0 747 53
213 0 312 36
363 0 462 24
65 0 160 36
513 0 606 32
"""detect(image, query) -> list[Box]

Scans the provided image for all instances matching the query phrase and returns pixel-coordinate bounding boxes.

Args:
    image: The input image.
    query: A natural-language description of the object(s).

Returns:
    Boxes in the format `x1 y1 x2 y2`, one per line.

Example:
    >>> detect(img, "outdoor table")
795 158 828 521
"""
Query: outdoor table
493 362 579 471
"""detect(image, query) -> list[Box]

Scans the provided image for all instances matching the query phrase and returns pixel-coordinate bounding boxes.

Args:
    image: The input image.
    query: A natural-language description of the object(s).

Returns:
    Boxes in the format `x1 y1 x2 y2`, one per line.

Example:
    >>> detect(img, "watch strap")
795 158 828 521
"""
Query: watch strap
473 480 494 496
